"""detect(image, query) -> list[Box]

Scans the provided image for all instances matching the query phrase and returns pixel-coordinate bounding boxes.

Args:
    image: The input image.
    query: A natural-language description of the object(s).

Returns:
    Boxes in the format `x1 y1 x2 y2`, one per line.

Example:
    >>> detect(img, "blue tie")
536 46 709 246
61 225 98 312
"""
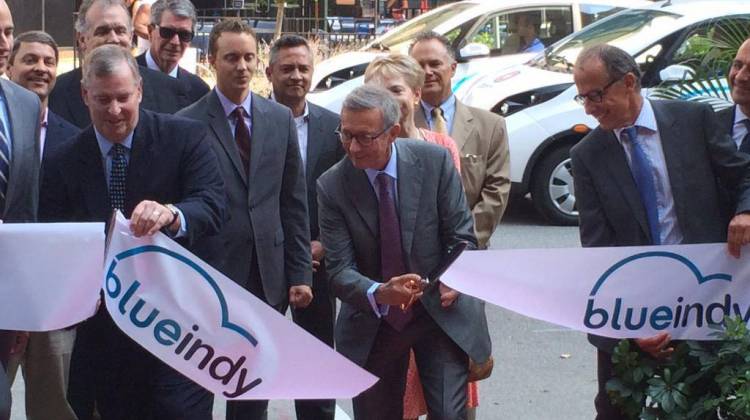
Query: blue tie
109 144 128 211
0 119 10 210
624 126 661 245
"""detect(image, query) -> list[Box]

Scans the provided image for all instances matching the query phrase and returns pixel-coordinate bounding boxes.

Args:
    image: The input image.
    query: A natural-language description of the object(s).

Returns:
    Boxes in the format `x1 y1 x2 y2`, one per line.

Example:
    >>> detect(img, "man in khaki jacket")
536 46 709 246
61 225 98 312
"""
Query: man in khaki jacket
410 31 510 248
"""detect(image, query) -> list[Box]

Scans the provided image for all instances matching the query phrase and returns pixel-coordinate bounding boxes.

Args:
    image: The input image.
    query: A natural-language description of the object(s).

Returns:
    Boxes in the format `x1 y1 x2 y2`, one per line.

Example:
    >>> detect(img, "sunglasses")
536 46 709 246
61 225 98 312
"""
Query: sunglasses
158 26 194 43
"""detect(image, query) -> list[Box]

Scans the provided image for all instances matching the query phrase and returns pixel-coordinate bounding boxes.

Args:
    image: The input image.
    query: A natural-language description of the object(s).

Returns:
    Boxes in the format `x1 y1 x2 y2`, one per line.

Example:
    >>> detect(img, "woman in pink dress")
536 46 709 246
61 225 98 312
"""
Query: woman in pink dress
364 54 478 420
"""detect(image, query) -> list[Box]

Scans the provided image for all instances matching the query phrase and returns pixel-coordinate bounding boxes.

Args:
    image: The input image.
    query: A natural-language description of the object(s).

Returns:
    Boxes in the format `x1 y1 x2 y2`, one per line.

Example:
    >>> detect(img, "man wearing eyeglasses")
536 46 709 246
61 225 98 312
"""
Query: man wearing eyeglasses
136 0 209 105
570 44 750 420
318 84 491 420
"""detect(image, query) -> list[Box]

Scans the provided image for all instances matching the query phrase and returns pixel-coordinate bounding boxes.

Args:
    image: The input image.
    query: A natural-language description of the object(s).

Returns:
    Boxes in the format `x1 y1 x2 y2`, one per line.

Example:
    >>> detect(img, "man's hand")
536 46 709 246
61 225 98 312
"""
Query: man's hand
728 213 750 258
635 332 673 359
311 241 325 273
130 200 179 237
9 331 29 355
374 274 423 306
438 283 459 308
289 285 313 309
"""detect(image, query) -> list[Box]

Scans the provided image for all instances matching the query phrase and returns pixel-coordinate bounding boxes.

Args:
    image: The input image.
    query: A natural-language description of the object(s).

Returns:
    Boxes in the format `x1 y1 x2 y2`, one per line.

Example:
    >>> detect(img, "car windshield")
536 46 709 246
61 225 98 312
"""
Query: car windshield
530 8 682 73
366 2 477 49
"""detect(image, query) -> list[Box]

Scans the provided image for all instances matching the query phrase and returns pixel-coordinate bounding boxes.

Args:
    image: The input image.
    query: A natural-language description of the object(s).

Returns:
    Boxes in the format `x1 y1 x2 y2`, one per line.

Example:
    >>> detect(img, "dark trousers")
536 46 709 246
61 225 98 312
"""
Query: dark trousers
68 305 213 420
0 367 9 420
290 267 336 420
353 305 469 420
595 349 627 420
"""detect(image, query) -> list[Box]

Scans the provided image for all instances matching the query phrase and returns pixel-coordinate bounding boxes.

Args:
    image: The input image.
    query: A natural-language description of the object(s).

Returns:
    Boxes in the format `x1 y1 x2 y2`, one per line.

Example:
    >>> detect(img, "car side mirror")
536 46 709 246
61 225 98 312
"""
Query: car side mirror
459 43 491 59
659 64 695 82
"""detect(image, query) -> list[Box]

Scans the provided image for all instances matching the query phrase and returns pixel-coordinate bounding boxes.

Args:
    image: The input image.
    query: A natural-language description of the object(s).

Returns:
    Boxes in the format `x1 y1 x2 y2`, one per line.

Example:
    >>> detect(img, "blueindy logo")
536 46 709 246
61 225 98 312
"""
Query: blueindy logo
104 245 262 398
583 251 750 333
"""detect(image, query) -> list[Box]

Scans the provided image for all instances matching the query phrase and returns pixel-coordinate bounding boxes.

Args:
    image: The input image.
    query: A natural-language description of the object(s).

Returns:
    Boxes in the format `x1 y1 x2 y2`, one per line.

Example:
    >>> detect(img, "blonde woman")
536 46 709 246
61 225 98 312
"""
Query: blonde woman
364 54 478 420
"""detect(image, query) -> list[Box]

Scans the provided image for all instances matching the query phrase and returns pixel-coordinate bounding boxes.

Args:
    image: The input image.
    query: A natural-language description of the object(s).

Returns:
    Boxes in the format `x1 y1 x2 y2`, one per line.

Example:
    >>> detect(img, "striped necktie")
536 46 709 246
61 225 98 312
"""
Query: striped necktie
0 119 10 210
431 107 448 135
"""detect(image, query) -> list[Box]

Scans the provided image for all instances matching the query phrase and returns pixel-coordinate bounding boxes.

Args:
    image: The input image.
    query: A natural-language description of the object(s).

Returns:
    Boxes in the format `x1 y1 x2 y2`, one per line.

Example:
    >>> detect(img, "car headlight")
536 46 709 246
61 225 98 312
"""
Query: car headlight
492 83 573 117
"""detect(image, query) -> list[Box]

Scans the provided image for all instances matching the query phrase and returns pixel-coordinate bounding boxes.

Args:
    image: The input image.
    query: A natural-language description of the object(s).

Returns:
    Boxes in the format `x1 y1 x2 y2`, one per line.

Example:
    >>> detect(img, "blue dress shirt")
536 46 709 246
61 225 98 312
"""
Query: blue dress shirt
420 94 457 135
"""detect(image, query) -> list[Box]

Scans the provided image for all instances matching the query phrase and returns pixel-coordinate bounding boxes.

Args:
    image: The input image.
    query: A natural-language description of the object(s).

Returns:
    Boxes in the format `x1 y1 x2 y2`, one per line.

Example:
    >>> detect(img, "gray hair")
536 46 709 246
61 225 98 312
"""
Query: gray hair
576 44 642 89
409 31 455 62
150 0 197 28
342 84 400 129
82 44 142 88
269 34 311 67
75 0 132 34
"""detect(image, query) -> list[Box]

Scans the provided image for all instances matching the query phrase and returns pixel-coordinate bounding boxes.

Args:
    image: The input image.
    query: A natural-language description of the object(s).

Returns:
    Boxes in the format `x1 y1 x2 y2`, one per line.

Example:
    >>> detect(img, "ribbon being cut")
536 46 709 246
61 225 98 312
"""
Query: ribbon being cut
441 243 750 340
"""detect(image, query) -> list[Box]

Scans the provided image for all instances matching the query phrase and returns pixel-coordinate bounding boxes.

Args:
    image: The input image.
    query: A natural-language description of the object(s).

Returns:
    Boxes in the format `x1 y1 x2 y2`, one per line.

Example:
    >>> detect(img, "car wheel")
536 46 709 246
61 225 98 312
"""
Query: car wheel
531 145 579 226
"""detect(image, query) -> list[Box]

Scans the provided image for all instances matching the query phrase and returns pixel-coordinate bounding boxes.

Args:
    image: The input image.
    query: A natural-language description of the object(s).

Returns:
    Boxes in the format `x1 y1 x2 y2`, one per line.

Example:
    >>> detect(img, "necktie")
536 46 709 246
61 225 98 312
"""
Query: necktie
377 173 412 331
0 120 10 210
233 106 251 173
109 143 128 211
431 107 448 135
738 119 750 154
623 126 661 245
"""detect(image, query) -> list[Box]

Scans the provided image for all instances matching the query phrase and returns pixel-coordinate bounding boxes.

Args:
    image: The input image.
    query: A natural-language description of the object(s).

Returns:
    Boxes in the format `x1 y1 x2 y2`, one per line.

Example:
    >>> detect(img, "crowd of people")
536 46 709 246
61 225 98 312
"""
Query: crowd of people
0 0 748 419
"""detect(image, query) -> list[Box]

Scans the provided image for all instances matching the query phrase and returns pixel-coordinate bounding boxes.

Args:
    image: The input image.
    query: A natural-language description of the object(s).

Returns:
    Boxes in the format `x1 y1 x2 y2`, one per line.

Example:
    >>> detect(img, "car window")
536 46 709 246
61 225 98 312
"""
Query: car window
579 4 625 27
370 2 477 49
465 7 573 56
666 17 750 75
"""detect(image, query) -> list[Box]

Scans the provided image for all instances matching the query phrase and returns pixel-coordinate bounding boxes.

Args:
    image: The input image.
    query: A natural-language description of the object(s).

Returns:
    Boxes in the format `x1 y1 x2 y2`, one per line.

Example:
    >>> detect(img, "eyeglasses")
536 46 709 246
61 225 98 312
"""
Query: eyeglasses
574 78 620 105
158 26 194 43
336 125 392 147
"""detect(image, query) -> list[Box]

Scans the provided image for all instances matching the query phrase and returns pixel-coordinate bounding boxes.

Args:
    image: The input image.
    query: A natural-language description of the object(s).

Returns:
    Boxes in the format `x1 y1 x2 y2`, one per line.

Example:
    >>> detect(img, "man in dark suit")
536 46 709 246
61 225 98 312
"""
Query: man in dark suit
318 84 491 420
717 37 750 150
6 29 79 420
135 0 209 104
570 44 750 420
265 34 343 420
177 20 312 420
40 45 225 420
49 0 190 129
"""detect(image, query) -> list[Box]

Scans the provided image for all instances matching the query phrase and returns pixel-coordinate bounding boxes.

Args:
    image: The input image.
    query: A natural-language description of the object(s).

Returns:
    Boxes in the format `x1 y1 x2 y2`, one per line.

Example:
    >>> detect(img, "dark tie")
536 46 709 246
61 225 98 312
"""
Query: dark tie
0 120 9 211
377 172 412 331
109 143 128 211
739 119 750 154
233 106 251 173
623 126 661 245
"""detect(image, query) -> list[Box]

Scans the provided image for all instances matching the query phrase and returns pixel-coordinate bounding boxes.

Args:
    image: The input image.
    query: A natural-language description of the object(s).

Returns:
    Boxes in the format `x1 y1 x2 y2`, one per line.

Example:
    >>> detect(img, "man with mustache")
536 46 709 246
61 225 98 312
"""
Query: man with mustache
5 30 79 420
136 0 209 104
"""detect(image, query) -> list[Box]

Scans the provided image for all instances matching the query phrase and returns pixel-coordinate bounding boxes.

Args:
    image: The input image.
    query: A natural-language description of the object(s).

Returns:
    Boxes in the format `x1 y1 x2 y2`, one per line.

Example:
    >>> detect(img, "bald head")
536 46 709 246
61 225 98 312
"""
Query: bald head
730 38 750 116
0 0 14 75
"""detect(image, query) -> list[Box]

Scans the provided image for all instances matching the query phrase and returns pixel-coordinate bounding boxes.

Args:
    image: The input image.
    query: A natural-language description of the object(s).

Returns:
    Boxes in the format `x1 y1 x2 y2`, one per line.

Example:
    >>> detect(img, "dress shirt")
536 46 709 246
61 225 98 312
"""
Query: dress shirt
732 105 749 149
421 94 457 135
39 108 48 161
94 127 186 236
270 93 309 167
0 87 12 156
145 49 179 78
365 143 399 317
215 88 252 138
614 99 684 245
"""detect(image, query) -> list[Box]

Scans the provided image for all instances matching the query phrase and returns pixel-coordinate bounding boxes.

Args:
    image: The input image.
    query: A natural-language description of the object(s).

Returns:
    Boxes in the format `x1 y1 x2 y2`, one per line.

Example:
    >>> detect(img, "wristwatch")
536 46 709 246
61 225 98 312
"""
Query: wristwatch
164 204 179 228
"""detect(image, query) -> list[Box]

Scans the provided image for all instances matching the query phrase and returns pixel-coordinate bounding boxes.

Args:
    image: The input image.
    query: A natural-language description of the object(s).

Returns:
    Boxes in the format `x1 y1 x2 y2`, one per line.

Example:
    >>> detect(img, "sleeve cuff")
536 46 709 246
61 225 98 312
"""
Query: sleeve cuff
366 283 390 317
169 208 188 239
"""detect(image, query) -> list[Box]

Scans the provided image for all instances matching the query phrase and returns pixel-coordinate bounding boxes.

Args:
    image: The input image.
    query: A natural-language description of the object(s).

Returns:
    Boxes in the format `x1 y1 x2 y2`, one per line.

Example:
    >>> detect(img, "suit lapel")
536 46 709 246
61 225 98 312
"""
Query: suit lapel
77 127 110 219
395 143 422 257
207 91 247 186
652 101 690 232
451 101 474 151
248 94 268 182
68 69 90 128
342 160 378 237
414 105 428 130
125 111 154 212
600 129 651 238
3 81 37 209
305 104 323 178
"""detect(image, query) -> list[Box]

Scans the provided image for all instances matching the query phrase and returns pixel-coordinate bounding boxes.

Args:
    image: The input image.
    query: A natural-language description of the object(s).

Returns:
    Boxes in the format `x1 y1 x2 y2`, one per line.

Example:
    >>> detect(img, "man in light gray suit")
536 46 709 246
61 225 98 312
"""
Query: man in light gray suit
570 44 750 420
177 19 312 420
318 85 491 420
0 0 42 373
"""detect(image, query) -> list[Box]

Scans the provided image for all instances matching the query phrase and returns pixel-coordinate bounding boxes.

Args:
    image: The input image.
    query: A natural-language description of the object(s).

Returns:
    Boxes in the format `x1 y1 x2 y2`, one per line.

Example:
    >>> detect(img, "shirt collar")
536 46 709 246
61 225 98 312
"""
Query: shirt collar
364 143 398 185
614 98 658 142
421 94 456 116
94 127 134 159
270 92 309 122
734 105 749 125
145 49 178 78
215 87 252 119
41 107 48 128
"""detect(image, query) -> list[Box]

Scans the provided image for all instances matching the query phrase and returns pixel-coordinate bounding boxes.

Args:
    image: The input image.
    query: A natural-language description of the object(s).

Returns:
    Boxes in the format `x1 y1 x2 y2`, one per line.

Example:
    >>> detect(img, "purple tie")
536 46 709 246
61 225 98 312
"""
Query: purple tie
377 173 413 331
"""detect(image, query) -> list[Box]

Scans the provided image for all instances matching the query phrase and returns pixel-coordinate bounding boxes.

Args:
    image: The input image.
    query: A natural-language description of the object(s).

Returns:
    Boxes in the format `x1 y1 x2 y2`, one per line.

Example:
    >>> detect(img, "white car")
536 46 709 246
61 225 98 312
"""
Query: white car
309 0 645 112
458 0 749 225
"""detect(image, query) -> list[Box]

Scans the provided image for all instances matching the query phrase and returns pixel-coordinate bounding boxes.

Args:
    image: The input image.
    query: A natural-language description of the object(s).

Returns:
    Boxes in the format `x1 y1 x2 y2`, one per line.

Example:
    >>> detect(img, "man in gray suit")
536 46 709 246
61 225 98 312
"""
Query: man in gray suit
717 37 750 150
177 20 312 420
318 84 491 420
570 44 750 420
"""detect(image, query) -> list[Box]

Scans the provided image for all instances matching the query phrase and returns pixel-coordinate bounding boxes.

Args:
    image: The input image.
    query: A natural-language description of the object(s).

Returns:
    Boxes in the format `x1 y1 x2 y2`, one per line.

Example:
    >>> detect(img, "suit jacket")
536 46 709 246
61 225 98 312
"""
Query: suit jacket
39 109 226 260
716 105 735 138
317 139 491 367
415 99 510 248
48 66 191 129
177 91 312 306
135 53 210 105
571 99 750 352
0 78 41 223
43 110 79 161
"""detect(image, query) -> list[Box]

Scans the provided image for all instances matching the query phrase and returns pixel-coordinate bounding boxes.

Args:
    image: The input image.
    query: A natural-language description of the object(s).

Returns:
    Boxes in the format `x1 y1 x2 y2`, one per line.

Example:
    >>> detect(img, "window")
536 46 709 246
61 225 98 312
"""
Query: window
579 4 624 27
